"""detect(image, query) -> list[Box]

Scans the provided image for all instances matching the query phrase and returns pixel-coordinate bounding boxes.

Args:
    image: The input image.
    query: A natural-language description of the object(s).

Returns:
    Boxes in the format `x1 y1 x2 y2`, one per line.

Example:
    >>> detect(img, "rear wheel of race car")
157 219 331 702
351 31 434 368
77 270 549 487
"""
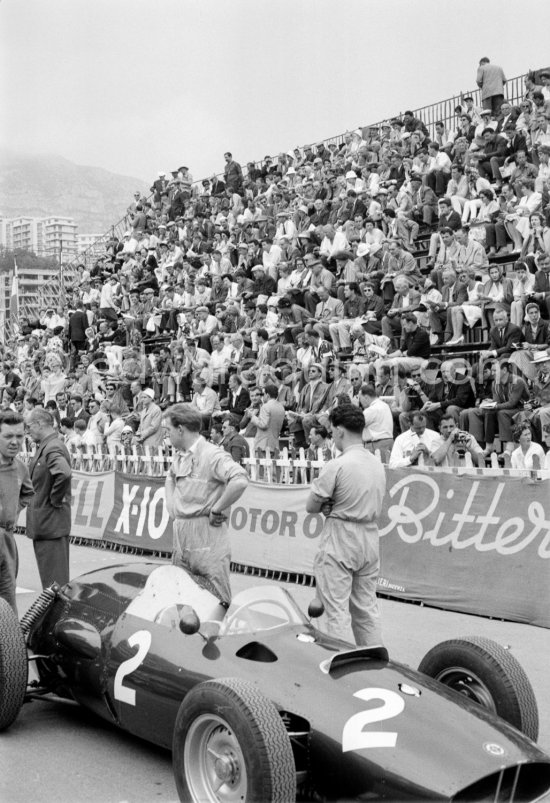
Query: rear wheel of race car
418 636 538 741
173 677 296 803
0 598 28 731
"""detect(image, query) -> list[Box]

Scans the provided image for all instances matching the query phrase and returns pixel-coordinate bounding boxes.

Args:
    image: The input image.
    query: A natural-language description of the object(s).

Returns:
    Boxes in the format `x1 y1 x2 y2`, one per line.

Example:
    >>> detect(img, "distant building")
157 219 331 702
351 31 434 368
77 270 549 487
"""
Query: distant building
77 233 103 254
0 215 78 258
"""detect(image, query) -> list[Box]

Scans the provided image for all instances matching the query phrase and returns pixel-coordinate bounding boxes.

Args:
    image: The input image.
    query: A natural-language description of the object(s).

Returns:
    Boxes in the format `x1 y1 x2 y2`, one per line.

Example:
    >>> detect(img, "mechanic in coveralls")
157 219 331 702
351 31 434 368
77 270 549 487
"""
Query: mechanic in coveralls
0 411 35 611
163 403 248 605
306 404 386 646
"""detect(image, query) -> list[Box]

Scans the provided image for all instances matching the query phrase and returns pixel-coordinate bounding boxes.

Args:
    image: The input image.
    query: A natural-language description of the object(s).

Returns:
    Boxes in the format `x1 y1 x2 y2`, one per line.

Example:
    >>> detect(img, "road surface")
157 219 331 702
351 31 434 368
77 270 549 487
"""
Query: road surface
1 535 549 803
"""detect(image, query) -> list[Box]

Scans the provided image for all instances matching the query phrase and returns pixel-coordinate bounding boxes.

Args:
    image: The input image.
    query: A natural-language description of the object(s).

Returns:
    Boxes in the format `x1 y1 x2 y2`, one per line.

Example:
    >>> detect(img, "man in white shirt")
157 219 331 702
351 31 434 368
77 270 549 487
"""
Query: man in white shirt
195 306 219 351
431 413 485 467
190 374 221 432
389 411 440 468
426 143 452 197
209 334 232 395
99 275 120 323
359 384 394 454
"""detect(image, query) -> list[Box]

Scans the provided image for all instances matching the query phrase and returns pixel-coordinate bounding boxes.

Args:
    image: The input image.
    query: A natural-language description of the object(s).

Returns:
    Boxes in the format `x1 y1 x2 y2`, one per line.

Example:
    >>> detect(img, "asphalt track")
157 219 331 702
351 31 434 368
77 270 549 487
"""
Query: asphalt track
1 536 549 803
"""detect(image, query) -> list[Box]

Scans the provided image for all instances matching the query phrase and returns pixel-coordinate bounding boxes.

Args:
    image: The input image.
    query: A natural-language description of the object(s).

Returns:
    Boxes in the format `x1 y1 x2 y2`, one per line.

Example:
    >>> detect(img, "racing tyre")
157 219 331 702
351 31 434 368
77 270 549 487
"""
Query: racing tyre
173 677 295 803
418 636 538 741
0 598 28 731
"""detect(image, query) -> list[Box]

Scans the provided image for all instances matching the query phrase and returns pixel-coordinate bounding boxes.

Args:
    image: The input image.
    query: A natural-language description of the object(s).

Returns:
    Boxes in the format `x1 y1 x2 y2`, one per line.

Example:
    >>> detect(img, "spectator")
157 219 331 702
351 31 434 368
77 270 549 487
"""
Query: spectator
464 360 529 455
510 422 546 469
223 152 244 195
388 411 441 468
250 383 286 456
358 383 394 454
476 57 507 115
136 388 164 448
220 413 250 464
432 413 485 467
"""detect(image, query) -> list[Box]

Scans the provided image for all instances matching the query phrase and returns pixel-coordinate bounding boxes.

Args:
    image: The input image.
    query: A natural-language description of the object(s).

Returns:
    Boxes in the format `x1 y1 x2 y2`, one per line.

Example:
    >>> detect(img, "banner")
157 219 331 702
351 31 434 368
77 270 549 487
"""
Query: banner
104 471 173 550
49 467 550 628
71 471 114 540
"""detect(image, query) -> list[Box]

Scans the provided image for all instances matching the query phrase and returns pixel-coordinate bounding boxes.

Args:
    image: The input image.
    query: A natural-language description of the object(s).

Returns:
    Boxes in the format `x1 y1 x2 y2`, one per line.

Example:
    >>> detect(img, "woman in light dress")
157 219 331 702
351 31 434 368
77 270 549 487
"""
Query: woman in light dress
446 268 485 344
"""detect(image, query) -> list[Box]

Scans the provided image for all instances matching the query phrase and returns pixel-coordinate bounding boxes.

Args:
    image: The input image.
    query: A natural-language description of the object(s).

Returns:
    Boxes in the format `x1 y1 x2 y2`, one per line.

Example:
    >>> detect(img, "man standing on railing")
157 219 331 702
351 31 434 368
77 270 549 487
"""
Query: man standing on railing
163 403 248 604
306 404 386 647
476 57 507 116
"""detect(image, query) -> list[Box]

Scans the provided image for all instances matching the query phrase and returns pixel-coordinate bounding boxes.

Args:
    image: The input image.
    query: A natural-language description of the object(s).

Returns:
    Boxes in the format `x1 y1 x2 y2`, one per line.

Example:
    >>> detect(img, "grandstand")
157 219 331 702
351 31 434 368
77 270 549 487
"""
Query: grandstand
3 61 550 469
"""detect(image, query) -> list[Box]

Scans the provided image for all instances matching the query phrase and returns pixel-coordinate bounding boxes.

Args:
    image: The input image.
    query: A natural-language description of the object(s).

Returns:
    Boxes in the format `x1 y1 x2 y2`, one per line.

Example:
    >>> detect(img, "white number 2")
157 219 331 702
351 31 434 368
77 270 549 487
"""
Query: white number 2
342 688 405 752
114 630 152 706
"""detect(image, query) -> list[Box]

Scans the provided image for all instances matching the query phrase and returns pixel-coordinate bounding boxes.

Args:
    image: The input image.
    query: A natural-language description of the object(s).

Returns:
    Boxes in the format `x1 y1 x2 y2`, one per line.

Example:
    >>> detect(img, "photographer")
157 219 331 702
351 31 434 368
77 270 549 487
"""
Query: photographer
432 414 485 467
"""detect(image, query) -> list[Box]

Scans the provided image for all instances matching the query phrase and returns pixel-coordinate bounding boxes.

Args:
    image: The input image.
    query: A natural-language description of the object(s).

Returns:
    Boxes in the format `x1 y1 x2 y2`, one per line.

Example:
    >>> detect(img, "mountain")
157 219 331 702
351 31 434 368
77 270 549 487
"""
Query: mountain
0 149 150 234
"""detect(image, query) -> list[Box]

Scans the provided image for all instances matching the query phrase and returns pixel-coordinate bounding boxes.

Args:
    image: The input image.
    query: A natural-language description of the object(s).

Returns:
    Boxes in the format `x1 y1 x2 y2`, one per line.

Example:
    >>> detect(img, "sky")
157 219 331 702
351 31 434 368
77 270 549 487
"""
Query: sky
2 0 550 185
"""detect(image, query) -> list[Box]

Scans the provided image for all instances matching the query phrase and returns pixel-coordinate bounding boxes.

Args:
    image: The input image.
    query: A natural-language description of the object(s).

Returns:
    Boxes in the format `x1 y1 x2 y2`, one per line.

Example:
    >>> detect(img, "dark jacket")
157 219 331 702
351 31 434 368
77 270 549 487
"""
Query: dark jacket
489 322 524 358
226 387 251 422
401 326 431 359
441 374 476 411
522 319 550 346
26 432 72 540
68 310 88 343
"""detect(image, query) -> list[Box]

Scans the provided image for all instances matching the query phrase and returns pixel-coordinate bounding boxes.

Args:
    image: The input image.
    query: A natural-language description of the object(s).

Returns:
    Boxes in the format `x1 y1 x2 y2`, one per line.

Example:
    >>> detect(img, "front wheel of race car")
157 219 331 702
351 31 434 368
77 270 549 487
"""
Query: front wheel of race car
0 598 28 731
173 677 296 803
418 635 539 741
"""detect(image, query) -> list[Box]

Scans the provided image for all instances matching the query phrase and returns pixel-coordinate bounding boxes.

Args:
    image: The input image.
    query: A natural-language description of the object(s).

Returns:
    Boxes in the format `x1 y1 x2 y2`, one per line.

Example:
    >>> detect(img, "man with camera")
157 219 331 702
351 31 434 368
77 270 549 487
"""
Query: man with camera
432 414 485 467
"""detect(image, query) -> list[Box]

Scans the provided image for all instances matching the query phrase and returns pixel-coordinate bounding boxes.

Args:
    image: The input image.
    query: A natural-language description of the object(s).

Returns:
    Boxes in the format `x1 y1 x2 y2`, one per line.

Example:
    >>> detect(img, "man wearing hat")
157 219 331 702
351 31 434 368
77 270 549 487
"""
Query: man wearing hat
303 255 336 315
471 109 497 150
136 388 164 448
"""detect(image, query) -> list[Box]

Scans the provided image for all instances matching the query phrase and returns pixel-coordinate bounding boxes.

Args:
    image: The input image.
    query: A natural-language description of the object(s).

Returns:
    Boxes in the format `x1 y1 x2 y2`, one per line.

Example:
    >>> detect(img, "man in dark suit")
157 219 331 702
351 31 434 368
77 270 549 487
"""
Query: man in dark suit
68 303 89 370
485 307 523 360
69 393 90 425
223 373 250 423
26 408 72 589
477 128 508 185
287 363 329 448
532 253 550 319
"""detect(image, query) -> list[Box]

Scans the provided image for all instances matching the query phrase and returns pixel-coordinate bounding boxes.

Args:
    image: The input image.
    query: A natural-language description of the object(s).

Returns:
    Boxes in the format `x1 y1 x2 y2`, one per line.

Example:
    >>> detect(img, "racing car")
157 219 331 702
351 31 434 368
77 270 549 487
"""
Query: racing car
1 561 550 802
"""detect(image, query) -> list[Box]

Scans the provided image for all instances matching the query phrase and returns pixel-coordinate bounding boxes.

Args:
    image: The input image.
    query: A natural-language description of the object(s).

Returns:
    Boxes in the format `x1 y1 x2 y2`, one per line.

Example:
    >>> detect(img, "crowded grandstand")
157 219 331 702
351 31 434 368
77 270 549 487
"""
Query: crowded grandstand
4 63 550 473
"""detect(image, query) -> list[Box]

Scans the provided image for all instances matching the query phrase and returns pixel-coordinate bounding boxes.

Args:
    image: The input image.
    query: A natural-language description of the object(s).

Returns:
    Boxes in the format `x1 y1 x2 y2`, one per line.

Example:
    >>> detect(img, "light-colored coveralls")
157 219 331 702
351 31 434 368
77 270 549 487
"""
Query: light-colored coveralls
0 458 35 611
165 436 247 605
310 445 386 646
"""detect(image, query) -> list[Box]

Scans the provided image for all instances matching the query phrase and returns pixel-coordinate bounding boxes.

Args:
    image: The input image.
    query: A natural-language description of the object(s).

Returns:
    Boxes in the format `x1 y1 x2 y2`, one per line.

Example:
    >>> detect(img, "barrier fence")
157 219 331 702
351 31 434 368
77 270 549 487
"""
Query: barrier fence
16 444 550 629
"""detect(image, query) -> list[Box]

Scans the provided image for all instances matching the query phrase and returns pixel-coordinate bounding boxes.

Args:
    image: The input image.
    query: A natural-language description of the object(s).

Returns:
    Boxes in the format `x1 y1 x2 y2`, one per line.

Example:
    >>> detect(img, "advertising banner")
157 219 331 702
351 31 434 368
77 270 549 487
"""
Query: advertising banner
71 470 114 540
57 466 550 628
104 471 173 551
377 468 550 628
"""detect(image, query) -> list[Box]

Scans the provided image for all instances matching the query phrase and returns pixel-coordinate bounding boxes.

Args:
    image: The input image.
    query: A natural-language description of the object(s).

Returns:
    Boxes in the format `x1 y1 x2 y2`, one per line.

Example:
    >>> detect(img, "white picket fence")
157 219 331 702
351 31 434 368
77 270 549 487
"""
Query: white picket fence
19 442 547 482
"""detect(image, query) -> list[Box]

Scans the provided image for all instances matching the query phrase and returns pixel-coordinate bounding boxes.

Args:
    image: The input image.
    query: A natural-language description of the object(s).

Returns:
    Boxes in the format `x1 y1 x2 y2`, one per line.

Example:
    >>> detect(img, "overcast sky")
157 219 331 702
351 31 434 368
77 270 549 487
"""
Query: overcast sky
2 0 549 184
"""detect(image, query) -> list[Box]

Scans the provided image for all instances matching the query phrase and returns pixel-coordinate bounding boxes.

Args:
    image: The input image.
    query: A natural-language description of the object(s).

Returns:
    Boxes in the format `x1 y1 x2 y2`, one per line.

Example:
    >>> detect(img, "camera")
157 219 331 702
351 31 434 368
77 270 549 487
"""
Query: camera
452 430 470 446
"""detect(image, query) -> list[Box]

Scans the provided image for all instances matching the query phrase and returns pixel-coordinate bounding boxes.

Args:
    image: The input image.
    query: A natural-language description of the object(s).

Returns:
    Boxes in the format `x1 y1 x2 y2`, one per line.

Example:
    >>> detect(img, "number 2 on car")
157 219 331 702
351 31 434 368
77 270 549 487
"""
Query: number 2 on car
113 630 152 706
342 688 405 752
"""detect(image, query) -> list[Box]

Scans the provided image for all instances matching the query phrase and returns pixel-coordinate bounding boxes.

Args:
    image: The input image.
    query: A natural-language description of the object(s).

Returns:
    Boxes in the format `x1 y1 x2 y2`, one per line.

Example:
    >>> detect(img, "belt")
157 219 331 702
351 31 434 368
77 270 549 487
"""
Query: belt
0 522 14 532
327 516 377 527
